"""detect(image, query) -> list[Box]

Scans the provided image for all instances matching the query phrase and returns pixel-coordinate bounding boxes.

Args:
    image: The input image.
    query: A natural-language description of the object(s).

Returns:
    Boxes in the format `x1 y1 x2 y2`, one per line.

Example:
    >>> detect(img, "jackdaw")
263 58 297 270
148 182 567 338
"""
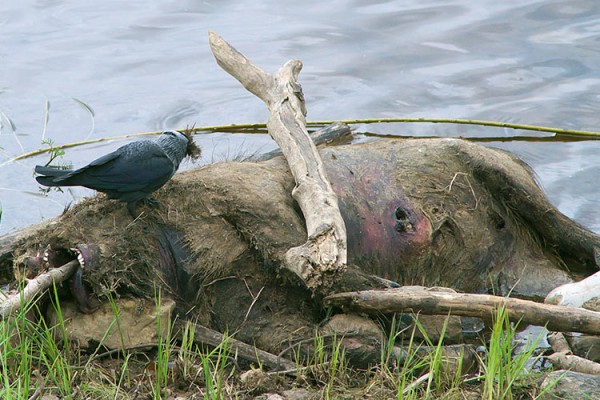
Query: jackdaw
35 130 199 216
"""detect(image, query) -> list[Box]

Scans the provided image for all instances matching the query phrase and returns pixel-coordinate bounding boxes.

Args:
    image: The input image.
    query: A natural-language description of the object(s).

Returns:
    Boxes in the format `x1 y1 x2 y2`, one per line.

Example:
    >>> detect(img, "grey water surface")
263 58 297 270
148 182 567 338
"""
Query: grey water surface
0 0 599 234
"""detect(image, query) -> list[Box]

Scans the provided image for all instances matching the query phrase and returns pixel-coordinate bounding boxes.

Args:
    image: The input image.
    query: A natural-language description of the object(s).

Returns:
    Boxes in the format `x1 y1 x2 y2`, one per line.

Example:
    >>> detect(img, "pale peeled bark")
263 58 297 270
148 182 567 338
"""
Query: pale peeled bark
208 31 347 290
545 269 600 308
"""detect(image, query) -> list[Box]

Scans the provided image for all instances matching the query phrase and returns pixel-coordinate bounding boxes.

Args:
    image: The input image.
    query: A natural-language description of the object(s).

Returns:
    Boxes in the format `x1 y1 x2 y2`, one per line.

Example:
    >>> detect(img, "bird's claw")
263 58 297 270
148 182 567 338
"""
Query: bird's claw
142 197 160 208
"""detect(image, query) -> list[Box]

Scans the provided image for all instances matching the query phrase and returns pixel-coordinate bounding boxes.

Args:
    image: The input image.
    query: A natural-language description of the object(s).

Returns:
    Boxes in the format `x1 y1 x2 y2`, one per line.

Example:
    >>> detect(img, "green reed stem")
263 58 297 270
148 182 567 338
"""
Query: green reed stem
7 117 600 163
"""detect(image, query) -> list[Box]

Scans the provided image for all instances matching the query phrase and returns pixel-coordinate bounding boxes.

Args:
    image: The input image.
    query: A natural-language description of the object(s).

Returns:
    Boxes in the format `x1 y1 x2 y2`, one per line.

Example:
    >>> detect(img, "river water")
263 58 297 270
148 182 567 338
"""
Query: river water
0 0 599 234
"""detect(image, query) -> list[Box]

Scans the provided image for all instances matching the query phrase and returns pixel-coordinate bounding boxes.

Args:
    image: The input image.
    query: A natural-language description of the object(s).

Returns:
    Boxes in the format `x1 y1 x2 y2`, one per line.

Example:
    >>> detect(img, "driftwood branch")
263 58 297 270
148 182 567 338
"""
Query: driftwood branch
546 270 600 308
0 259 79 318
174 321 295 371
547 353 600 375
548 331 572 354
208 31 347 290
324 287 600 336
547 332 600 375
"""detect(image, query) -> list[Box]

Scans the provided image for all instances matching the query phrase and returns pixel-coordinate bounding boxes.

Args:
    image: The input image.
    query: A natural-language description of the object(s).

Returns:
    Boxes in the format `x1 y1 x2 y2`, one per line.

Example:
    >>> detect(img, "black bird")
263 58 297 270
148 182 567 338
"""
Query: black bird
35 130 193 216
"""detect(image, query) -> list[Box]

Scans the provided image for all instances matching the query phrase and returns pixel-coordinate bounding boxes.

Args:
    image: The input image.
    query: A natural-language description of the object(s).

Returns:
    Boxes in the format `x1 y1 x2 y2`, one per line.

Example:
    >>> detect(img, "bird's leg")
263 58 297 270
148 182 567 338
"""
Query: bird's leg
127 198 161 217
127 201 139 218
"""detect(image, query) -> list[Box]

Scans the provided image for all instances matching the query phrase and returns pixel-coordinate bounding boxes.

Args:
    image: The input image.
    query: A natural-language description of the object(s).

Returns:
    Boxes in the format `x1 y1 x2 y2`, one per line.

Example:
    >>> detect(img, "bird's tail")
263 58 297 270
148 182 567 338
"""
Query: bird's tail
35 165 73 187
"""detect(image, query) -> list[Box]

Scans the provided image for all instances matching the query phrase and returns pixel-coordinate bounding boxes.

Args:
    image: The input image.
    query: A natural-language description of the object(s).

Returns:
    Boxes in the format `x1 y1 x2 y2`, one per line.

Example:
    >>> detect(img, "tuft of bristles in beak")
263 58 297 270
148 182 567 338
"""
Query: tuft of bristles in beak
183 124 202 160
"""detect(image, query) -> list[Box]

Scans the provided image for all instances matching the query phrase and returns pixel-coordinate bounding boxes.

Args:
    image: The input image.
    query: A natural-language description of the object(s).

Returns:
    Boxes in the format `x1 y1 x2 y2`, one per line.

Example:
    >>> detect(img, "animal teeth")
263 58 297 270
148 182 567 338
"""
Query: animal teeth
72 248 86 269
42 244 54 264
77 253 85 268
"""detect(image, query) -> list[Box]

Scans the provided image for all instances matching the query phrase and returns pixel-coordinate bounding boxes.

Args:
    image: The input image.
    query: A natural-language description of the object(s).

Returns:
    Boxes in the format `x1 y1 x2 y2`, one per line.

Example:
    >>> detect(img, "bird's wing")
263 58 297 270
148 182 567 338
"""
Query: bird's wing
55 145 175 193
88 150 122 167
51 149 121 183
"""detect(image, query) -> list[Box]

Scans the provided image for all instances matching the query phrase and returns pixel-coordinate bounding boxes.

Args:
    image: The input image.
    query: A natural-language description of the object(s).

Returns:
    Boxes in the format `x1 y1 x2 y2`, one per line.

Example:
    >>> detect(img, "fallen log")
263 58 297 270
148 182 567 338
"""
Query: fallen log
209 31 347 291
324 287 600 335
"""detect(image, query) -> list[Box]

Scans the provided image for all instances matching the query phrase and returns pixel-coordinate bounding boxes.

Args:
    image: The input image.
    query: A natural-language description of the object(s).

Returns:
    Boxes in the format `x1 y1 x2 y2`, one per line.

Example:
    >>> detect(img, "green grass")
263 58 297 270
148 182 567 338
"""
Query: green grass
0 287 558 399
480 305 544 400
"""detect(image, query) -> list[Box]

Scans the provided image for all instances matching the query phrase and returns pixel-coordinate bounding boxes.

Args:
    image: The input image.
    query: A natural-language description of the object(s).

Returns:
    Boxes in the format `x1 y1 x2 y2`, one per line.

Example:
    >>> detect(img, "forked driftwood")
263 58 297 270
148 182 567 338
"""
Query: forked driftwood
0 259 79 318
208 31 347 290
324 287 600 336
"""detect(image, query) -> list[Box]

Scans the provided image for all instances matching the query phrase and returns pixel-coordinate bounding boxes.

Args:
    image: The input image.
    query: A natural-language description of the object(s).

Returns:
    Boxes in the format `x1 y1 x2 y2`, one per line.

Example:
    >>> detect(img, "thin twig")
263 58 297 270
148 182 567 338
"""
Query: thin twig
27 370 44 400
312 117 600 138
202 275 237 288
242 281 265 325
83 344 159 364
446 172 479 209
403 372 431 395
173 320 296 371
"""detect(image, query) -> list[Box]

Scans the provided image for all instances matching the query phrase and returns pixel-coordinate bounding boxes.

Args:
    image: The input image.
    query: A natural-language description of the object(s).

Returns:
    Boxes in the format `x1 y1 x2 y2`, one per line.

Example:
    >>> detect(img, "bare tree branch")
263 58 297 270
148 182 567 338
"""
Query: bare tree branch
324 287 600 335
0 259 79 318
